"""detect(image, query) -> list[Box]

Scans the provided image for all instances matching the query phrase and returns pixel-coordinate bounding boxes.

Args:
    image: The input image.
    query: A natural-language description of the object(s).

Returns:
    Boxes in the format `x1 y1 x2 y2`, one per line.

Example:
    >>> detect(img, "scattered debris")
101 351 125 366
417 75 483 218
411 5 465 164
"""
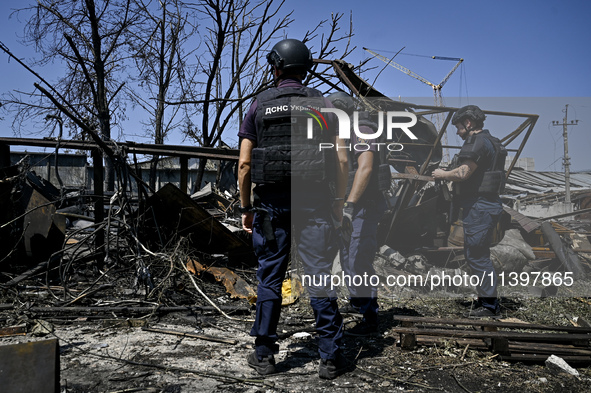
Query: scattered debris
541 221 585 276
0 60 591 392
391 315 591 365
281 277 304 306
142 325 238 345
30 319 54 336
139 183 251 259
186 258 256 303
491 228 535 273
0 161 66 267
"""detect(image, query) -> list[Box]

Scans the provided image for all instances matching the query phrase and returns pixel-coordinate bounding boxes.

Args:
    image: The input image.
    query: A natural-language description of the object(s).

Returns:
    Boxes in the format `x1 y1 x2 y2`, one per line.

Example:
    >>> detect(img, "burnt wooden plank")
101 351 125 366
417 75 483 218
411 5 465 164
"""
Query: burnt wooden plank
508 341 591 356
392 315 591 334
498 353 591 365
0 324 26 337
391 326 591 344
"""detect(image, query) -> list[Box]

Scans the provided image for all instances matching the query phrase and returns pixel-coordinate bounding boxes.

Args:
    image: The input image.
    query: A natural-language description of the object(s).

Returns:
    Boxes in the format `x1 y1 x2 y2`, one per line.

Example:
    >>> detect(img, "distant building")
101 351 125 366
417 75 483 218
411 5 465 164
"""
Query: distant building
8 152 232 194
135 156 220 192
506 156 535 171
10 151 89 189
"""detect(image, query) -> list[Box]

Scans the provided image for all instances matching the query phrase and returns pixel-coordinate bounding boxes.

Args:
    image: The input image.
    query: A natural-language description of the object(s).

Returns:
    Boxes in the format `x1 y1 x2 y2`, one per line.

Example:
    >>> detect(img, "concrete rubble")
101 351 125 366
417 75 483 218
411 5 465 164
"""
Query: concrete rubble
546 354 580 377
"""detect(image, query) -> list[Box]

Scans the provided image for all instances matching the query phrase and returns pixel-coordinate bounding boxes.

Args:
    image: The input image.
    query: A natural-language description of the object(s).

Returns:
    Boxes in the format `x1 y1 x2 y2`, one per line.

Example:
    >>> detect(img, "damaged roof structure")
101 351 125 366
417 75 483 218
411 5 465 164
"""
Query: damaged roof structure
1 59 591 392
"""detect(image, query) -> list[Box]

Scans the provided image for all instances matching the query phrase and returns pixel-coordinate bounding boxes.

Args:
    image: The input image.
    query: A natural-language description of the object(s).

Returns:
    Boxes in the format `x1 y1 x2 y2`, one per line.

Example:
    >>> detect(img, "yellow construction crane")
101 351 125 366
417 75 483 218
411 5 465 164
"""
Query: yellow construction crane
364 47 463 162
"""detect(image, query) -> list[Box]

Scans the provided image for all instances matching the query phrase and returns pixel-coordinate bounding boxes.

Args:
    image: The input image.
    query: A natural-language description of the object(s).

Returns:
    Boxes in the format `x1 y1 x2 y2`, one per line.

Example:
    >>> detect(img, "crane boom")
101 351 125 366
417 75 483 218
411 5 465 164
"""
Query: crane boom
364 47 464 165
431 56 463 61
364 47 436 89
365 48 464 90
438 58 464 89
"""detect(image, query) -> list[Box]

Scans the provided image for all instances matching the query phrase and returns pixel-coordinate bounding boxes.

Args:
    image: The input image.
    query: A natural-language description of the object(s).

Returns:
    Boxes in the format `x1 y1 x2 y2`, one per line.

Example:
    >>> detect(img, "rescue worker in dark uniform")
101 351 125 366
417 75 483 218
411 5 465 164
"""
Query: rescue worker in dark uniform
432 105 506 318
327 92 389 335
238 39 349 379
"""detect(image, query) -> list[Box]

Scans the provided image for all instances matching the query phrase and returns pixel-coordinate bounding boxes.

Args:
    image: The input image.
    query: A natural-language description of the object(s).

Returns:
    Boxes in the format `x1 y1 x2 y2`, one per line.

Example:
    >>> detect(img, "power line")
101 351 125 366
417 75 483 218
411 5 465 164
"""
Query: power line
552 104 579 211
364 48 462 61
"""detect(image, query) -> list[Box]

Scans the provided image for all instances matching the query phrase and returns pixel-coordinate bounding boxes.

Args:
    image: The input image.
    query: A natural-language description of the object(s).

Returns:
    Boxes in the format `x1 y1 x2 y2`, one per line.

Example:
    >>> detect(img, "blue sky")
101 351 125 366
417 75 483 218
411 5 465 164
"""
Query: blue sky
1 0 590 171
286 0 591 171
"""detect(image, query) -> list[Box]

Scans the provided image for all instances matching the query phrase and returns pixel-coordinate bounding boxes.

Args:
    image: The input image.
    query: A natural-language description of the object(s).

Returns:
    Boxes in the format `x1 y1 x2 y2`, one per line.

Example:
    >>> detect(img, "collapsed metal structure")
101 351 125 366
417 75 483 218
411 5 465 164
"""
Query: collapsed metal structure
0 57 566 275
321 59 539 253
0 136 248 296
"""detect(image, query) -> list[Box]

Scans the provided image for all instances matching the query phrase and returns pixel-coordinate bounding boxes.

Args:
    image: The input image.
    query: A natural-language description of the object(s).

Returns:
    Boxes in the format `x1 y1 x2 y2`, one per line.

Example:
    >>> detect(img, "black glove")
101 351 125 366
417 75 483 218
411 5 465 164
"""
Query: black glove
341 202 355 244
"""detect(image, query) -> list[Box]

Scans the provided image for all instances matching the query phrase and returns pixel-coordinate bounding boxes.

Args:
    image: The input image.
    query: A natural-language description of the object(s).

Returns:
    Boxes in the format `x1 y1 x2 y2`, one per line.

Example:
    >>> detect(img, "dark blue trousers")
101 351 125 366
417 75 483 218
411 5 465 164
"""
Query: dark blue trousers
340 197 385 325
460 195 503 311
250 187 343 360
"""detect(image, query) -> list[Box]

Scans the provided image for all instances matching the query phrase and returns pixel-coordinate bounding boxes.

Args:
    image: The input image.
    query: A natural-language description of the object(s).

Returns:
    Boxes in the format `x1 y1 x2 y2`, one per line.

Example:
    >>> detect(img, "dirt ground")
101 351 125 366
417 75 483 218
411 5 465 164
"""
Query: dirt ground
2 293 591 393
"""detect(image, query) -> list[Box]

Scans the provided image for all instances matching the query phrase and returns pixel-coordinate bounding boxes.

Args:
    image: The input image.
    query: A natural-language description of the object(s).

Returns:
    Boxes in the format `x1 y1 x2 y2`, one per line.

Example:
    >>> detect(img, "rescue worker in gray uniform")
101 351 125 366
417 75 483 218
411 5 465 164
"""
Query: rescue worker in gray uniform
238 39 349 378
432 105 506 318
327 92 389 335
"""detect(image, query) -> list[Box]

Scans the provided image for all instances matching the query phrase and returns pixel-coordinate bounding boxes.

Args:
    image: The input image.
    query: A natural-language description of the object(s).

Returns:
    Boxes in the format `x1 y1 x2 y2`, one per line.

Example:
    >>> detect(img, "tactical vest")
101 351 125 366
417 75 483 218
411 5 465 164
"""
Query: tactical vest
455 130 507 196
251 86 335 184
345 111 391 197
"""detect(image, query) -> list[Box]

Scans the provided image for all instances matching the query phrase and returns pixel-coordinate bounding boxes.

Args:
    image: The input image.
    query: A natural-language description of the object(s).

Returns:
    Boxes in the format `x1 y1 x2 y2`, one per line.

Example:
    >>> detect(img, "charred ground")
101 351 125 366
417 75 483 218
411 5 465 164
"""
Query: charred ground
1 265 591 393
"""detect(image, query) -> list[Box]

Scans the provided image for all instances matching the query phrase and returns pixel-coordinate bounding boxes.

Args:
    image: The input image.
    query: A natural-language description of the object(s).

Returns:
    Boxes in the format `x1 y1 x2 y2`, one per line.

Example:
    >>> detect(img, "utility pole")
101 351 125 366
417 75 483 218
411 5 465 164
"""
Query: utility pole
552 104 579 213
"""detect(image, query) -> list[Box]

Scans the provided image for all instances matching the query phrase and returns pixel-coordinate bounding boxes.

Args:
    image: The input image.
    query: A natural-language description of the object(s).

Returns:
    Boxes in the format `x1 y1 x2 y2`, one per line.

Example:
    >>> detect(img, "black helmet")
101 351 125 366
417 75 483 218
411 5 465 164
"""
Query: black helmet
327 91 356 115
451 105 486 126
266 39 313 72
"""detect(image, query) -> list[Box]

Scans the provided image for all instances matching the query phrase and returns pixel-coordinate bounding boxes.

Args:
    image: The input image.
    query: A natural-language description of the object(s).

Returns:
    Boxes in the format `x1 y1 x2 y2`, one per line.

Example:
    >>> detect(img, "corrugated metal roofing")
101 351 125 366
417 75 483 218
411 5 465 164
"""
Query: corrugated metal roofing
505 169 591 196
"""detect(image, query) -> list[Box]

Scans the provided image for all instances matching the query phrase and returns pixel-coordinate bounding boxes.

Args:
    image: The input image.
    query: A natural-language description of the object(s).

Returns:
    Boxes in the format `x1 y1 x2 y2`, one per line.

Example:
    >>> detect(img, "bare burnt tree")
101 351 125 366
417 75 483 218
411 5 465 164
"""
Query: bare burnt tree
174 2 363 190
175 0 292 190
126 0 200 189
302 12 360 91
9 0 139 192
1 1 365 195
